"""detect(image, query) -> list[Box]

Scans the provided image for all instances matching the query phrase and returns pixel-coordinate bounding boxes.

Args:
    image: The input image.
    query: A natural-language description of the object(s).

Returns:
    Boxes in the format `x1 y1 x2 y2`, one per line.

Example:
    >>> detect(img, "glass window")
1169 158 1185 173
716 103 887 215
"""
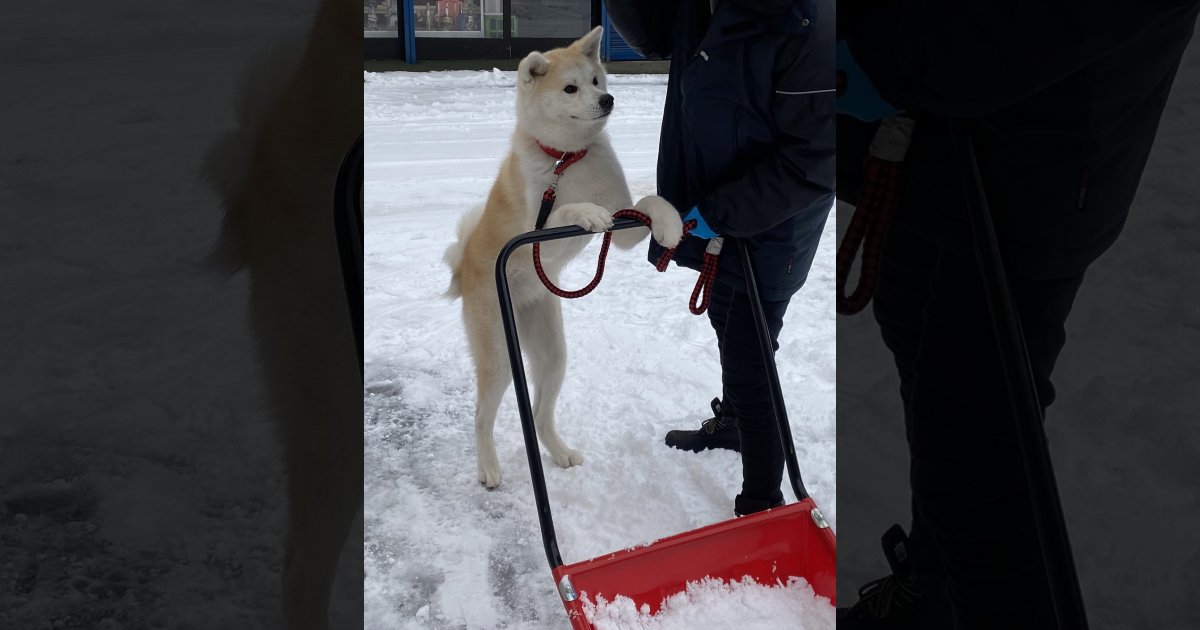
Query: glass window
481 0 506 39
364 0 399 38
511 0 590 39
414 0 486 38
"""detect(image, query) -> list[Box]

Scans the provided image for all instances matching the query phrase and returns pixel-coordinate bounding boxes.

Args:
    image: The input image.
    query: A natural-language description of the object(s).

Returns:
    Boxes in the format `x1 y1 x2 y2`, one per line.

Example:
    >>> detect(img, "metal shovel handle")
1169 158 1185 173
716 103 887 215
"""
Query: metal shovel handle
949 120 1089 629
736 238 810 504
334 134 364 376
495 222 809 570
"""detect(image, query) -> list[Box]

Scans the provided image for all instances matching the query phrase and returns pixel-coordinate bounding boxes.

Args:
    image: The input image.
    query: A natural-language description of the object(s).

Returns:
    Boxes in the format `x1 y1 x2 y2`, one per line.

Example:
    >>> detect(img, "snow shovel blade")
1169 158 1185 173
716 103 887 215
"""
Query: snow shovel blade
495 226 834 629
552 498 836 629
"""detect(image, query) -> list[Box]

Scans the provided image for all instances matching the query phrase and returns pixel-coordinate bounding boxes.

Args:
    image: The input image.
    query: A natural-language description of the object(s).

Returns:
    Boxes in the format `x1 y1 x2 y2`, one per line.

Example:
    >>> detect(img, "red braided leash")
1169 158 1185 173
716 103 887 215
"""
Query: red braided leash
836 117 914 315
531 210 719 315
835 156 901 314
688 235 721 315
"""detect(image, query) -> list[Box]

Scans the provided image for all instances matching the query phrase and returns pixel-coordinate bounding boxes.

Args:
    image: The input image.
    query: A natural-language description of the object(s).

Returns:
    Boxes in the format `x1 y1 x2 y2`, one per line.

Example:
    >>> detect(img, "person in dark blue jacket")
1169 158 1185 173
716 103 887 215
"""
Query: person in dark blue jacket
605 0 835 516
836 2 1200 628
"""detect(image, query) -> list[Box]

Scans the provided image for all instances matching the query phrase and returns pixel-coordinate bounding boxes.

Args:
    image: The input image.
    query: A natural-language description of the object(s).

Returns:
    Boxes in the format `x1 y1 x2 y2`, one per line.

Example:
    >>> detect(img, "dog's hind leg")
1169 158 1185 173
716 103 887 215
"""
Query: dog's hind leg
281 409 361 630
466 303 510 489
473 362 509 489
266 321 362 630
517 296 583 469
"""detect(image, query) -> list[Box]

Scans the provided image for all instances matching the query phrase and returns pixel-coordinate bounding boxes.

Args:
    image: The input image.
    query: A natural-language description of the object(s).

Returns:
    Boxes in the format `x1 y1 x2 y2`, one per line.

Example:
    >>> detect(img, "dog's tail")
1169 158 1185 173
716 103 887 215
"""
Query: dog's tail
201 35 306 273
443 205 485 299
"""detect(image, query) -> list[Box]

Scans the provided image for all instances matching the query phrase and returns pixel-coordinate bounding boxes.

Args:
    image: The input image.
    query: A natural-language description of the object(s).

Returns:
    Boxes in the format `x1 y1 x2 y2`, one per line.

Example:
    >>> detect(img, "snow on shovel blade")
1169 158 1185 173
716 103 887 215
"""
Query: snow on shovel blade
551 499 836 630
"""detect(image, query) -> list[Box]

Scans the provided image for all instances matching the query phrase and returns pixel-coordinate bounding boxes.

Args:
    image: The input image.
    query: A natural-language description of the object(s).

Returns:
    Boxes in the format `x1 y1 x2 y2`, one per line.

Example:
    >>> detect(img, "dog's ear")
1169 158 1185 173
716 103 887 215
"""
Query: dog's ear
518 51 550 87
572 26 603 61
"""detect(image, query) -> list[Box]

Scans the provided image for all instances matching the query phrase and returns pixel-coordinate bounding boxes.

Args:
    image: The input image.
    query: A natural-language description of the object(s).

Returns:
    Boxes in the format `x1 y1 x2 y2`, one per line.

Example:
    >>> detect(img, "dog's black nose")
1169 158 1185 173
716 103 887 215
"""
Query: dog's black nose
599 94 614 112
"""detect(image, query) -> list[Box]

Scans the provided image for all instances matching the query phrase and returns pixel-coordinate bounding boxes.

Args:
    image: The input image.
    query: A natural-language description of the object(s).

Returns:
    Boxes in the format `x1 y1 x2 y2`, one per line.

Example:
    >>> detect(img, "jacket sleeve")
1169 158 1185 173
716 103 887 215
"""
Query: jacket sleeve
698 35 837 238
843 1 1200 118
602 0 678 60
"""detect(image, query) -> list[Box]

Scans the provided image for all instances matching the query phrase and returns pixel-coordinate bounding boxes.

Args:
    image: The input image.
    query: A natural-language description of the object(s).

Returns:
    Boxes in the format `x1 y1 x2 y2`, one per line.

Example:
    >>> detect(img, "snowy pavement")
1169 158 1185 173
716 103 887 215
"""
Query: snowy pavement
363 71 837 629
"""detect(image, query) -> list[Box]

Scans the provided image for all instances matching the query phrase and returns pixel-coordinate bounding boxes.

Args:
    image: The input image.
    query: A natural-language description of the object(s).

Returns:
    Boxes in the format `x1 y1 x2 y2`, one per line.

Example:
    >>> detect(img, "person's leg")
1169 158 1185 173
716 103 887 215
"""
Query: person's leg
908 246 1085 629
707 278 791 513
662 285 742 453
705 277 734 424
872 222 945 578
840 222 952 628
707 276 733 375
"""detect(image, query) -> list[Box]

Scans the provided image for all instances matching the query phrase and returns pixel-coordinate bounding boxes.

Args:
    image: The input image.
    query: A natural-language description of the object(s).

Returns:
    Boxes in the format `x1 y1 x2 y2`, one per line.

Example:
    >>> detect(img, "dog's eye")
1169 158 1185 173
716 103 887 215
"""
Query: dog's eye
592 77 598 86
563 85 577 94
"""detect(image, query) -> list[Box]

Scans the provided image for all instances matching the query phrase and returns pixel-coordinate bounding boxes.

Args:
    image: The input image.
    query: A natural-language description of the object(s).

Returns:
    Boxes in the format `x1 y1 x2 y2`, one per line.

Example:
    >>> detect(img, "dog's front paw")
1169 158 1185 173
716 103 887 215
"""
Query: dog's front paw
635 196 684 248
561 203 614 233
551 448 584 469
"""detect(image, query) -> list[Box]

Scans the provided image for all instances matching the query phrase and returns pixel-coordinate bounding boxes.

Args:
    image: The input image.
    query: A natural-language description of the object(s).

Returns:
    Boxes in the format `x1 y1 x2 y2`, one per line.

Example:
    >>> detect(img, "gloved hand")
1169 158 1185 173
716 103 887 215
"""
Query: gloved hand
683 206 719 239
836 40 897 122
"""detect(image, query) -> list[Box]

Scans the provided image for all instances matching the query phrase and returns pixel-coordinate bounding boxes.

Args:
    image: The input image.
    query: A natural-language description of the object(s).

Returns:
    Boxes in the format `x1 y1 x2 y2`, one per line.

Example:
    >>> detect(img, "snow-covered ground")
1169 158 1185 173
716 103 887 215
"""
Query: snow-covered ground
835 33 1200 628
363 71 837 629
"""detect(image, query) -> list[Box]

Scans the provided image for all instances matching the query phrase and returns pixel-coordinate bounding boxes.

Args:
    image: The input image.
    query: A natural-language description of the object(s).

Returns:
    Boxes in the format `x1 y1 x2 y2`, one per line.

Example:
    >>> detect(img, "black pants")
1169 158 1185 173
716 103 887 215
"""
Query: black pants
707 277 791 505
873 222 1086 628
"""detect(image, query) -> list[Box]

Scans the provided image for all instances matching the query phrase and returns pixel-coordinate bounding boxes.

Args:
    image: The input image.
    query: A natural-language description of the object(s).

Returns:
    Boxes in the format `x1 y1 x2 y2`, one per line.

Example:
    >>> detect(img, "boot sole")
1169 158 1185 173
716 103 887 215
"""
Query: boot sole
664 438 741 454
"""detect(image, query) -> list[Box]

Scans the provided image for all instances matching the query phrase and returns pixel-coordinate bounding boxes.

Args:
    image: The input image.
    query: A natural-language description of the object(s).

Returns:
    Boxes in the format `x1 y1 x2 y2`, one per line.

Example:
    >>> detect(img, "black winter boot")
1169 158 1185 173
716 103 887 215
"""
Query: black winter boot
837 524 953 628
733 492 785 517
664 398 741 453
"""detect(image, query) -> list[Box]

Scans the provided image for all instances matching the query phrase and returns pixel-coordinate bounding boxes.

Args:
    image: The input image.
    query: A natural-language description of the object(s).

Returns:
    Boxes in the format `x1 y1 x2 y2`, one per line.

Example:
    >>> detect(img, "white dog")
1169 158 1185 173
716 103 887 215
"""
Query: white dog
203 0 361 627
444 27 683 489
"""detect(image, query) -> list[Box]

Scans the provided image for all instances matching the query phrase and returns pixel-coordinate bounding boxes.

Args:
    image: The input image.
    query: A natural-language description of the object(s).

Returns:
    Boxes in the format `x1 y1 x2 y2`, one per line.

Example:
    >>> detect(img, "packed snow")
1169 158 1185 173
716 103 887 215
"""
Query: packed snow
364 70 837 629
582 576 834 630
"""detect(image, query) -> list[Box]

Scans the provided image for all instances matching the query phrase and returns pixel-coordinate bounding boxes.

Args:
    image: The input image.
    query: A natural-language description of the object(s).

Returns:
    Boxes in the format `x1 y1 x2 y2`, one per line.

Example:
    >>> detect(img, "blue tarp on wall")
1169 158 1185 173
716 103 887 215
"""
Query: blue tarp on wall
600 6 646 61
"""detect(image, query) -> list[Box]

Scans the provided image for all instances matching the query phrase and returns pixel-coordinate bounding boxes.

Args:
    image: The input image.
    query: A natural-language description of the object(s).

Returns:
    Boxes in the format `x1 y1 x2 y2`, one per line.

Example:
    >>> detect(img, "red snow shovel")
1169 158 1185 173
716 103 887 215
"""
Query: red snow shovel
495 222 836 629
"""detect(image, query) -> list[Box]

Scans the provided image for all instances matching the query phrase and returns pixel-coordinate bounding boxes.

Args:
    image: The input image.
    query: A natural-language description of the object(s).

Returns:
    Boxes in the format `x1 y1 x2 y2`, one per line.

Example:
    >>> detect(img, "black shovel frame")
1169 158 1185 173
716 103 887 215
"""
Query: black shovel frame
334 133 365 376
494 222 811 570
950 120 1090 629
